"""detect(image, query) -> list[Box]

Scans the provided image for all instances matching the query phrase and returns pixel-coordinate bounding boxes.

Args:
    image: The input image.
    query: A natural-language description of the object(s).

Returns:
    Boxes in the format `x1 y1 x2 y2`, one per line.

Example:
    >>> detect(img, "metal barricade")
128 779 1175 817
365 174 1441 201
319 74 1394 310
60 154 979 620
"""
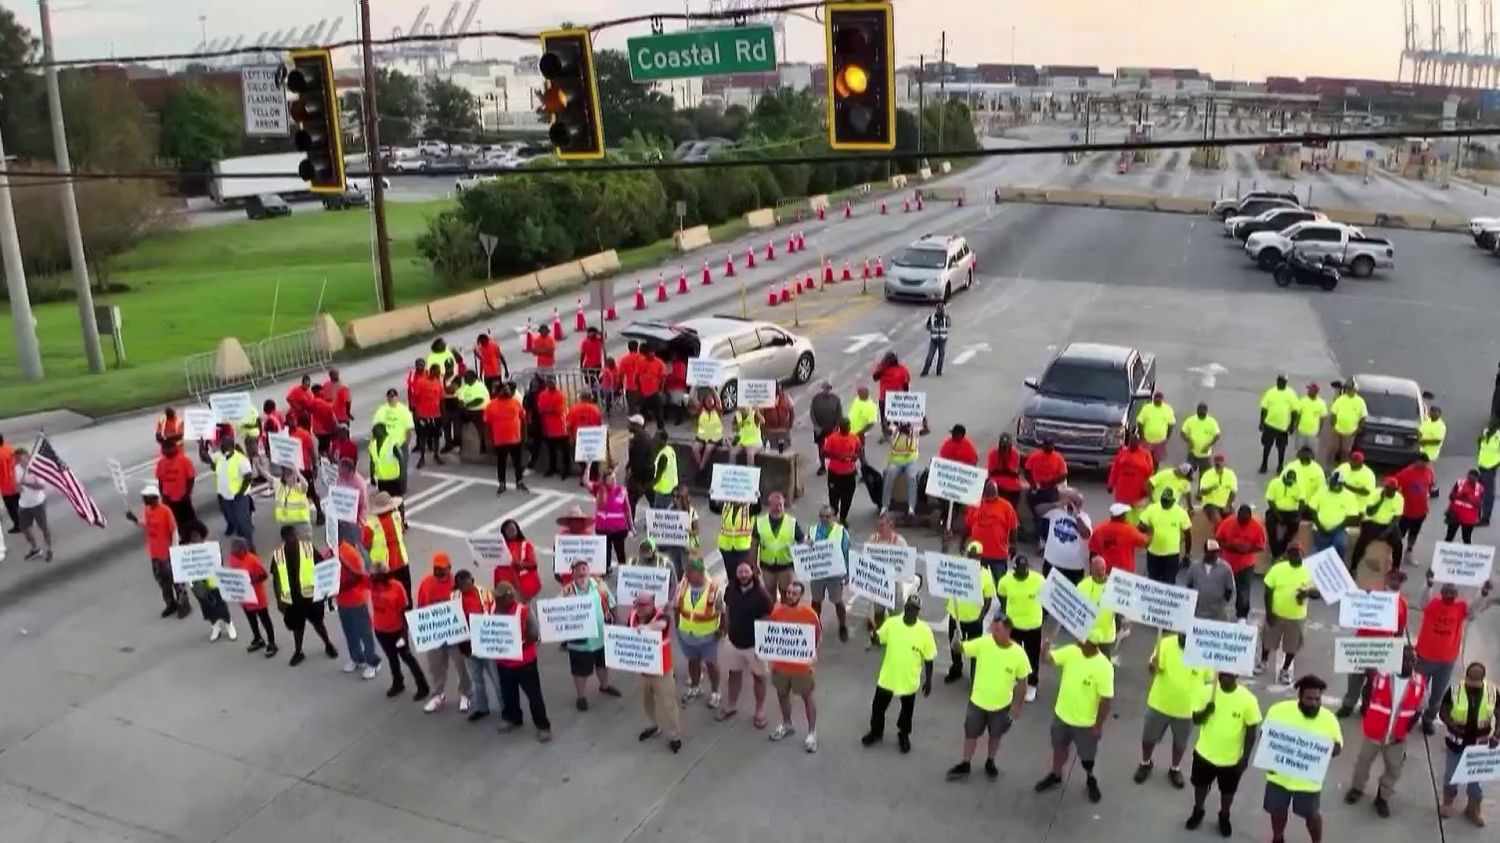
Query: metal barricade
182 325 333 401
183 349 256 399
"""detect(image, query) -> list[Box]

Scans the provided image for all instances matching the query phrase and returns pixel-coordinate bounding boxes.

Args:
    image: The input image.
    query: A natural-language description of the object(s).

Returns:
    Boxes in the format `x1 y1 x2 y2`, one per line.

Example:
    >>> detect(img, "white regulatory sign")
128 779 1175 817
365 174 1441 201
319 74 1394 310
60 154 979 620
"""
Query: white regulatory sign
241 65 289 138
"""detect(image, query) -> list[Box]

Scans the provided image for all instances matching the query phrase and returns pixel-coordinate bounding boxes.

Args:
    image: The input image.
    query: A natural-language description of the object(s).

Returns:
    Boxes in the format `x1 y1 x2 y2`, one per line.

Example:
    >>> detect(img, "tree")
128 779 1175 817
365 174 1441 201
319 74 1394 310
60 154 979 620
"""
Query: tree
0 7 49 159
424 77 479 141
61 71 158 171
375 68 424 146
591 49 679 146
749 87 821 140
159 80 241 174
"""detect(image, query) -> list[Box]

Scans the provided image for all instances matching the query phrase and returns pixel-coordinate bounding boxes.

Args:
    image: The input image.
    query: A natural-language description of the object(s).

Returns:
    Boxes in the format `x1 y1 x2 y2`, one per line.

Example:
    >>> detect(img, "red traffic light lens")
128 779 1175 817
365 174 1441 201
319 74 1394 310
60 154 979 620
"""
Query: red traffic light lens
834 26 869 54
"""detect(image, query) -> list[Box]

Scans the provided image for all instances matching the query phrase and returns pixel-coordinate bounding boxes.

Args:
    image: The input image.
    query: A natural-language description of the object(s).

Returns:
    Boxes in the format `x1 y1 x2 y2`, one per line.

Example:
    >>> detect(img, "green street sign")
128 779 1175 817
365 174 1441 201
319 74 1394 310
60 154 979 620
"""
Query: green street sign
626 25 777 82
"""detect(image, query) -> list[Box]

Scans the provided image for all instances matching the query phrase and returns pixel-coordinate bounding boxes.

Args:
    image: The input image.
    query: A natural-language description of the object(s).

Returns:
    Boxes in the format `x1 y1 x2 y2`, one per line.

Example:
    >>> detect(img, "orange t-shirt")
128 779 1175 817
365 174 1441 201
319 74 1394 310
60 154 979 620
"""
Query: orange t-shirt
412 376 444 420
1213 516 1268 573
227 551 269 607
822 432 861 475
567 401 603 436
537 389 568 438
1024 450 1068 487
768 603 820 675
370 581 409 633
876 362 910 398
0 444 16 495
155 451 196 501
416 574 457 608
142 503 177 560
618 352 642 391
636 357 666 396
965 498 1019 559
1089 520 1148 574
479 342 502 378
530 335 557 368
483 397 525 445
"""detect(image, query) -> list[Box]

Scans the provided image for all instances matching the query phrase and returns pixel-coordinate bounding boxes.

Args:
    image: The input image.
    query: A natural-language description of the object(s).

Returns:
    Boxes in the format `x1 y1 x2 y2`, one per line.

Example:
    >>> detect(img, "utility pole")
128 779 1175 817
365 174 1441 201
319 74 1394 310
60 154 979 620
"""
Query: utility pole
937 31 947 150
38 0 104 373
0 121 44 380
359 0 396 312
916 54 925 155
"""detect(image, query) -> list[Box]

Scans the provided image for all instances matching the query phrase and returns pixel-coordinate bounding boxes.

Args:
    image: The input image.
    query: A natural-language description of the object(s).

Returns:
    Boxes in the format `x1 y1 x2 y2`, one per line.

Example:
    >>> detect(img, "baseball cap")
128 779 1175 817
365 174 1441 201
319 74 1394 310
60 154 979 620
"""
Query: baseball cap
1109 502 1131 516
1205 539 1221 552
141 483 160 497
628 414 646 425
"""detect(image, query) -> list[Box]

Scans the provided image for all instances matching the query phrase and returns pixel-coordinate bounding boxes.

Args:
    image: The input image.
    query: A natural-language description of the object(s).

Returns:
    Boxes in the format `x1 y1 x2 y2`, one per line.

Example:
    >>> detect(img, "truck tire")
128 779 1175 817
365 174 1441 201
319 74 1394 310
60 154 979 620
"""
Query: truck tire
1350 255 1375 278
1256 248 1282 270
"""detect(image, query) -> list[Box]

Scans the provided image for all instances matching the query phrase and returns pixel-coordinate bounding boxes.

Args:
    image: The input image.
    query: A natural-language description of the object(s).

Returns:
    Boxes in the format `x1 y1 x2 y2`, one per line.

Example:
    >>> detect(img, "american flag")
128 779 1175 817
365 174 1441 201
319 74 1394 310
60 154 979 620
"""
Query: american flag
25 435 107 528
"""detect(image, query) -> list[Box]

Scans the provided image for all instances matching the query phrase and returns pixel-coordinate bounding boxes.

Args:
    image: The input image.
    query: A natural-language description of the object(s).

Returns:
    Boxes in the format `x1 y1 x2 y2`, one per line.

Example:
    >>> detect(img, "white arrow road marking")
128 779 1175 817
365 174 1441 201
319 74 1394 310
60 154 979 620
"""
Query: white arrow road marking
843 333 890 355
952 342 992 366
1187 362 1229 389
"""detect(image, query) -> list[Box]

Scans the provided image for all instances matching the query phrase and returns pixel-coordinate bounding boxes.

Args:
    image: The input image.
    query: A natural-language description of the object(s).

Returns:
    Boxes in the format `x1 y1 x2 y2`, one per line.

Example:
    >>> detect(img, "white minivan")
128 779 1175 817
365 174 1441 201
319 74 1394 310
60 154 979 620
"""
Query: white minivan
883 234 976 303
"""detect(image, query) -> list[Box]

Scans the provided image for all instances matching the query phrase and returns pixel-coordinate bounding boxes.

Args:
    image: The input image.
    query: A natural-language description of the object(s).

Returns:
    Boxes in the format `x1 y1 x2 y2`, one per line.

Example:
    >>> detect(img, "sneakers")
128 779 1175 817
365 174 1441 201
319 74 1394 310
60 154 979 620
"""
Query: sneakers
838 625 849 643
467 710 489 723
1253 660 1266 677
225 623 238 641
1276 668 1293 685
984 759 999 780
1336 705 1355 719
1034 772 1063 793
769 723 795 741
943 666 964 685
638 726 660 741
247 638 266 653
683 684 703 704
1217 812 1232 837
898 734 911 754
324 643 339 660
860 732 881 747
1185 807 1205 830
575 698 588 712
1344 788 1364 804
707 692 721 709
1373 796 1390 818
1085 776 1102 803
803 733 817 753
947 761 972 781
361 664 381 680
209 622 223 643
264 644 279 659
424 694 446 713
1024 687 1037 703
288 652 306 666
1167 768 1185 789
159 606 177 618
386 684 405 699
458 695 472 713
1134 761 1154 783
343 661 358 674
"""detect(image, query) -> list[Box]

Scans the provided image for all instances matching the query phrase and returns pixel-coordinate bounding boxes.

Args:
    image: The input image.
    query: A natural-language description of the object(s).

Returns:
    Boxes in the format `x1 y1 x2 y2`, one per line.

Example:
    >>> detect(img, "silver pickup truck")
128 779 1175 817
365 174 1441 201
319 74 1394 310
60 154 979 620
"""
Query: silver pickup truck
1243 221 1394 277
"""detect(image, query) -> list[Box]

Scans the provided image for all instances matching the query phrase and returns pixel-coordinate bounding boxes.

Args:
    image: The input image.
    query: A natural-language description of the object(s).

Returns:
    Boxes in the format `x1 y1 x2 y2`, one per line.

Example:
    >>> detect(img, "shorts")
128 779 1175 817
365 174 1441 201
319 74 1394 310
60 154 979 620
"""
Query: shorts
810 576 844 604
1049 716 1100 761
722 643 767 676
568 647 606 677
1262 616 1305 654
677 631 720 663
19 505 46 532
772 671 815 696
1143 708 1192 749
1263 780 1321 820
761 565 794 594
963 703 1014 740
1191 753 1245 793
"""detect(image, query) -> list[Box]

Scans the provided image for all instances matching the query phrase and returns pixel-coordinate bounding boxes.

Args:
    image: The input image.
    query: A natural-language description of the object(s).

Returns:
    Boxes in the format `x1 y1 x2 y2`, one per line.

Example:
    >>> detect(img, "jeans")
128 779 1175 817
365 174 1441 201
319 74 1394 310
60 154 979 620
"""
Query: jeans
1313 526 1347 560
337 604 381 667
219 496 254 548
1233 566 1255 620
466 655 500 714
499 660 552 729
921 339 947 376
881 462 920 514
1445 745 1485 800
1481 466 1497 523
1145 552 1182 585
869 686 916 738
1012 626 1042 687
1417 656 1456 726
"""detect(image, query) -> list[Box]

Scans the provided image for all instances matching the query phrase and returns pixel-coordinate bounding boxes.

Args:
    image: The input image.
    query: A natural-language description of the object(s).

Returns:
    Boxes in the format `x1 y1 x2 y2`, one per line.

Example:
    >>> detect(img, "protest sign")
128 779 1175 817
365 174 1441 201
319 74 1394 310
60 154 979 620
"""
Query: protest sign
925 553 983 605
214 567 257 605
536 594 600 643
1251 719 1337 785
312 558 341 601
317 458 338 492
466 535 512 567
848 551 897 608
604 625 665 675
324 511 338 553
1450 747 1500 784
183 407 216 441
686 357 727 388
618 565 672 608
1337 590 1399 632
209 391 253 424
646 508 692 548
1432 542 1496 587
405 600 469 652
266 433 304 471
326 486 360 524
1183 618 1258 676
1041 569 1099 642
740 379 776 409
883 391 927 424
1305 547 1356 604
107 458 128 497
754 620 818 664
1334 637 1403 673
573 426 608 463
862 542 917 580
792 541 846 582
469 614 523 660
553 534 607 575
924 457 986 506
710 464 761 503
1100 569 1198 632
170 542 221 584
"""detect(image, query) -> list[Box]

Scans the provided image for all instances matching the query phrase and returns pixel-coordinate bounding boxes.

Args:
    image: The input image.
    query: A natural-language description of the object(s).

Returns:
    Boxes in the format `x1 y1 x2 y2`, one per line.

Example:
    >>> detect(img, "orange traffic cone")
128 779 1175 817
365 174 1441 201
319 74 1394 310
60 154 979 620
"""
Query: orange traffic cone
633 280 647 311
656 272 669 302
822 260 835 286
916 194 924 211
786 234 797 254
862 258 872 280
574 298 586 332
677 269 690 295
551 307 565 340
766 283 779 307
605 304 618 321
803 271 815 292
880 200 888 215
817 205 826 221
765 239 776 261
746 246 756 269
523 318 534 351
840 260 852 281
724 253 736 277
702 259 712 286
875 257 885 278
843 200 852 219
797 231 806 251
903 198 911 213
779 282 792 303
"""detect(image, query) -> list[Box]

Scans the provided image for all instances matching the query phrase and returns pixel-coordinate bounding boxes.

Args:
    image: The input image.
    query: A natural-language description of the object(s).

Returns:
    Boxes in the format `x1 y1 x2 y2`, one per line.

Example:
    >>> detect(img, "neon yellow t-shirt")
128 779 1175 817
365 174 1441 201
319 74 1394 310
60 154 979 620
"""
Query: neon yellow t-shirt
1181 414 1221 458
1262 560 1313 620
1051 644 1115 728
876 615 937 695
1335 463 1378 509
1149 468 1192 509
1147 635 1213 719
1264 700 1343 792
1136 402 1176 444
1265 477 1302 513
848 397 880 436
1199 467 1238 509
995 571 1044 630
1077 576 1116 644
1261 387 1298 433
1194 684 1264 767
1139 502 1192 556
1366 492 1404 526
947 566 997 623
1330 394 1368 436
1287 459 1327 501
1308 486 1358 532
1419 417 1446 461
962 637 1032 711
1295 396 1328 437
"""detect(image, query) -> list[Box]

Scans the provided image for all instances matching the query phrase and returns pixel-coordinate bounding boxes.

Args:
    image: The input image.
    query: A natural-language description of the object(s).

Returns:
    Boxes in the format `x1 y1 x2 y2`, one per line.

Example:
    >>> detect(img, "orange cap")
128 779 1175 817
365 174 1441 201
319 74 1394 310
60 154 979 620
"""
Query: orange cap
338 541 363 568
432 551 452 570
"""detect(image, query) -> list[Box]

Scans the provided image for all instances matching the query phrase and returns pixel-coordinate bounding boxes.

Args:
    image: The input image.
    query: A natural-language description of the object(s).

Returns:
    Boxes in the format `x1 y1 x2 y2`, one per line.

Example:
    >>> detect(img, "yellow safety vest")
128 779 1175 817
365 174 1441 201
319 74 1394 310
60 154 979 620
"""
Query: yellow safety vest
1265 478 1301 513
273 541 318 604
237 408 261 438
274 484 311 525
1480 430 1500 470
736 411 762 447
718 504 752 551
368 437 401 481
367 514 408 568
677 581 720 636
1419 417 1446 461
696 410 723 441
889 431 918 466
653 445 679 495
1448 680 1496 740
754 514 797 567
215 451 251 497
679 505 701 550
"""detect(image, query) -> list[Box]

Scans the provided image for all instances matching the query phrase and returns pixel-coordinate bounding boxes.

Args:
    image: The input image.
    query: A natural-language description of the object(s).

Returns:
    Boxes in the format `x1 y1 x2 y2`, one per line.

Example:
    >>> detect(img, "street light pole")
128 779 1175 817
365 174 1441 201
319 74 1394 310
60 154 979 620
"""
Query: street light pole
0 121 44 381
359 0 396 312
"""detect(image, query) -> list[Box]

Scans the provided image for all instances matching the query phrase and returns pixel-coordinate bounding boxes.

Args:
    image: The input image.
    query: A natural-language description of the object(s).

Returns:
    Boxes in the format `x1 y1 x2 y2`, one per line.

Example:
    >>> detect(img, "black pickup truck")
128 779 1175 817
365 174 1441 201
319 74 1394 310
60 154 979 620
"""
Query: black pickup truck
1014 343 1156 470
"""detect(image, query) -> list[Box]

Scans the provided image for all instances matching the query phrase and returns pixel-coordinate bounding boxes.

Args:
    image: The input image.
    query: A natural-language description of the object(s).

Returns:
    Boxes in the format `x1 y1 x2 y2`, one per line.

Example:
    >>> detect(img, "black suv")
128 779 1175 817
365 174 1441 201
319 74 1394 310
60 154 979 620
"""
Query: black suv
1015 343 1156 469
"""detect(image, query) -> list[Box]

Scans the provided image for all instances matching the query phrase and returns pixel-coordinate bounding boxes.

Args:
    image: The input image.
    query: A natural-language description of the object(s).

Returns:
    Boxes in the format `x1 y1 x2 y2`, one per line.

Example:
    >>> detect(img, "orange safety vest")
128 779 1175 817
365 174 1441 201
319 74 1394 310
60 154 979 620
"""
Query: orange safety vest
1361 672 1429 743
156 414 184 440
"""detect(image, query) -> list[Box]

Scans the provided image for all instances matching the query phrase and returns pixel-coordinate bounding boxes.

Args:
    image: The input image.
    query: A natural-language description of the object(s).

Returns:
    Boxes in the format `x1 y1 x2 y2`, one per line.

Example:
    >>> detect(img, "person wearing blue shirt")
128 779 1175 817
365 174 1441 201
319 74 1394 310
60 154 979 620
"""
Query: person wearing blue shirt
808 505 852 642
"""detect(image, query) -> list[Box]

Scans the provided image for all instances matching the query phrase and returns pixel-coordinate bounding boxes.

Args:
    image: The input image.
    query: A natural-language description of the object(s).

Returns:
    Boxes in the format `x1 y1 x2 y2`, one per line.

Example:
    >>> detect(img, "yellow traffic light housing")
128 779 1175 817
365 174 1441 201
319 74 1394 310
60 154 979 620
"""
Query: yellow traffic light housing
539 28 605 160
826 2 895 151
287 49 346 193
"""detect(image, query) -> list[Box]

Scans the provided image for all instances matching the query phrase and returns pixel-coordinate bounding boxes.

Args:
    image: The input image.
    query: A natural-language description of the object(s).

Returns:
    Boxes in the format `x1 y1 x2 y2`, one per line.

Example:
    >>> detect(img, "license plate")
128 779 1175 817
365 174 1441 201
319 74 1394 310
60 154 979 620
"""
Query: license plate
1373 434 1395 446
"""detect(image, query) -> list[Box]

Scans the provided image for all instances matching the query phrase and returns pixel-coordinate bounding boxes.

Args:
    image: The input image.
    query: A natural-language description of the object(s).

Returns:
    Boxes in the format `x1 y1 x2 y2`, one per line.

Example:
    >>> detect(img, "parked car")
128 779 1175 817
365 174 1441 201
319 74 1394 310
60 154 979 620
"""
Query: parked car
1014 342 1156 470
1223 198 1301 236
1245 221 1393 276
244 193 291 220
416 140 449 156
619 316 816 412
1212 190 1300 219
884 234 976 303
455 175 499 193
321 187 369 210
389 157 429 173
1348 373 1429 465
1230 207 1326 241
1470 217 1500 249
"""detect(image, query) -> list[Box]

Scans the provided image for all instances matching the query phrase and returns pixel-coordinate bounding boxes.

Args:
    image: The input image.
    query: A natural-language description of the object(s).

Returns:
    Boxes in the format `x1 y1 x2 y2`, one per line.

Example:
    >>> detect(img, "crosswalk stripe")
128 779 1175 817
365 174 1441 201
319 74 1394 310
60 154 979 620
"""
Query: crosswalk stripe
403 480 474 516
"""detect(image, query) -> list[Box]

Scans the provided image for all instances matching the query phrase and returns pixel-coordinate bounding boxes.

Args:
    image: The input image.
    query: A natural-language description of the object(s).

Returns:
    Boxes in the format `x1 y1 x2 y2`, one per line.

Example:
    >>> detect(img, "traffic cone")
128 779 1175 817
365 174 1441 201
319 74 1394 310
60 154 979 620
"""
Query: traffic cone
795 208 804 223
702 259 712 286
862 258 872 280
766 239 776 261
880 200 888 215
875 257 885 278
523 318 534 351
843 200 852 219
605 304 618 321
551 307 565 340
803 271 815 292
817 205 826 221
766 283 779 307
574 298 586 332
786 234 797 255
746 246 756 269
822 260 835 286
656 272 669 302
957 193 965 207
634 280 647 311
725 253 736 277
797 231 806 251
916 194 924 211
779 281 792 303
840 260 852 281
677 269 690 295
903 198 911 213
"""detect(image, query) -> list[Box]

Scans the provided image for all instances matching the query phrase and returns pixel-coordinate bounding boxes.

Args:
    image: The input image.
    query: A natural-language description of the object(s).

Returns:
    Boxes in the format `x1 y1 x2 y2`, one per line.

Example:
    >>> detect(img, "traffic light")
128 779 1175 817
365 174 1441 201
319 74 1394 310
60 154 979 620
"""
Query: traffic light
826 2 895 151
539 28 605 160
286 49 346 193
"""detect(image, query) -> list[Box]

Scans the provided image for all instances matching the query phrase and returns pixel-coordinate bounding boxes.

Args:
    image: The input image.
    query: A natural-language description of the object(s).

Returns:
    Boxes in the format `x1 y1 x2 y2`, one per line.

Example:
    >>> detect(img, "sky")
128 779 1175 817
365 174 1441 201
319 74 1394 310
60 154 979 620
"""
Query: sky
5 0 1415 81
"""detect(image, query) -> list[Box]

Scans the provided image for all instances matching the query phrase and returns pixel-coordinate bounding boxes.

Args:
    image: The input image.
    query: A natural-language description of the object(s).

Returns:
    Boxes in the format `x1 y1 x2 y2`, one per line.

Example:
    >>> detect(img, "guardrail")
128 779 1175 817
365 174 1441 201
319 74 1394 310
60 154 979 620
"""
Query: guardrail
184 326 333 401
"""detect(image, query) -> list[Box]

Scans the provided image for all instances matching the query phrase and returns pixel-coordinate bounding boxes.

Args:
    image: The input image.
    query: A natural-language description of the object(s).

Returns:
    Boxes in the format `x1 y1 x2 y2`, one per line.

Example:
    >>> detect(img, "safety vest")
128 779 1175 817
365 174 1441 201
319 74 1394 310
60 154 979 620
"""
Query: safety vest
889 431 918 466
1419 417 1446 461
677 505 701 550
425 349 455 373
652 445 679 495
1362 672 1430 743
754 514 797 567
498 603 538 667
368 437 401 481
237 408 261 438
736 411 762 447
273 541 318 604
696 409 723 441
367 514 408 570
1480 430 1500 470
215 451 251 498
1448 680 1497 741
466 586 496 615
718 504 752 551
676 581 721 636
156 415 183 440
274 484 311 525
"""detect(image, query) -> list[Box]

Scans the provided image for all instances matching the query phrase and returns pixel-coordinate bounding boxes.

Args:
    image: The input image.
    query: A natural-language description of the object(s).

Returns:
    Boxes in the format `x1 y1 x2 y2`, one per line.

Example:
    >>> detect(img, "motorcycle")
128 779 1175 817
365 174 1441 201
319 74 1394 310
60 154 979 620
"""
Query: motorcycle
1273 250 1340 291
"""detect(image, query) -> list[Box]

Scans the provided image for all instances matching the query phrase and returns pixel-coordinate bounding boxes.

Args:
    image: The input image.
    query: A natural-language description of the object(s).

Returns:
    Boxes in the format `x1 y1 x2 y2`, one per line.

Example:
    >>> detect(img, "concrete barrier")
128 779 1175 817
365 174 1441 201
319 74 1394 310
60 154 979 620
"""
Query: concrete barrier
1430 214 1471 232
1042 188 1103 207
673 225 713 253
1320 206 1380 226
1095 191 1156 210
996 186 1028 202
1464 169 1500 186
484 273 540 310
1333 159 1364 175
939 161 953 174
1152 196 1214 214
889 174 908 189
923 186 967 202
215 338 254 381
1375 212 1434 230
743 208 777 229
535 260 587 289
808 194 830 212
918 167 933 180
427 289 491 328
344 304 436 349
311 313 345 355
578 250 621 279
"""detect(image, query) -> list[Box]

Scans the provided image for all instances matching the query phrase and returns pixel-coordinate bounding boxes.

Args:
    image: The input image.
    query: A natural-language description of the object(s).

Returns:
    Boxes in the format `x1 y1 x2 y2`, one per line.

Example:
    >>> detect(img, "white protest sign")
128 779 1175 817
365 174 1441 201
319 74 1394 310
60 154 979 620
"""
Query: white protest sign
1432 542 1496 587
184 407 216 441
848 551 897 608
170 542 221 584
1101 569 1199 632
405 600 470 652
603 625 665 675
1338 590 1399 632
618 565 673 608
536 593 601 643
466 535 513 567
214 567 257 606
1333 637 1403 673
1304 547 1356 604
266 433 304 471
326 485 360 524
687 357 727 387
926 553 983 605
925 456 987 506
1041 568 1099 642
863 542 918 580
740 379 776 409
883 391 927 424
1183 618 1259 677
645 508 692 548
710 463 761 503
1450 746 1500 784
553 534 608 575
317 458 338 492
573 426 608 463
107 458 128 497
1251 718 1337 786
312 558 341 601
469 613 524 660
209 391 253 424
324 510 339 553
754 620 818 664
792 541 846 581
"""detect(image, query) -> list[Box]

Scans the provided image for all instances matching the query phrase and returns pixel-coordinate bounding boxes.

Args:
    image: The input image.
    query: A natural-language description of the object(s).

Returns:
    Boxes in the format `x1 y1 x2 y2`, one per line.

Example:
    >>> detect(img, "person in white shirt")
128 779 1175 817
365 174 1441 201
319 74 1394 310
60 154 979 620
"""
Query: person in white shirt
199 437 255 548
14 450 51 562
1040 488 1092 585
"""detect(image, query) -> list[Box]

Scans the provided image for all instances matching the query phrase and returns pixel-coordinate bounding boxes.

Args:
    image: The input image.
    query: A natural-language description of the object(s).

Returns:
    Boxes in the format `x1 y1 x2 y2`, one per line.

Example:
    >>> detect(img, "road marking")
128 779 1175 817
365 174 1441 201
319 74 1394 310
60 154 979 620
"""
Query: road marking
403 479 476 516
951 342 991 366
843 333 889 355
1187 362 1229 389
473 489 575 536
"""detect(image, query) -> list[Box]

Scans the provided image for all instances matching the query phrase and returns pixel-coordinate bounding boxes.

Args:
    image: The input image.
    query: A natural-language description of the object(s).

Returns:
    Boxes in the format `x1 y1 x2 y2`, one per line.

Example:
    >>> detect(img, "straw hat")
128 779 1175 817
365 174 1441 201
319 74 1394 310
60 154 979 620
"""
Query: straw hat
369 491 402 515
555 505 590 526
